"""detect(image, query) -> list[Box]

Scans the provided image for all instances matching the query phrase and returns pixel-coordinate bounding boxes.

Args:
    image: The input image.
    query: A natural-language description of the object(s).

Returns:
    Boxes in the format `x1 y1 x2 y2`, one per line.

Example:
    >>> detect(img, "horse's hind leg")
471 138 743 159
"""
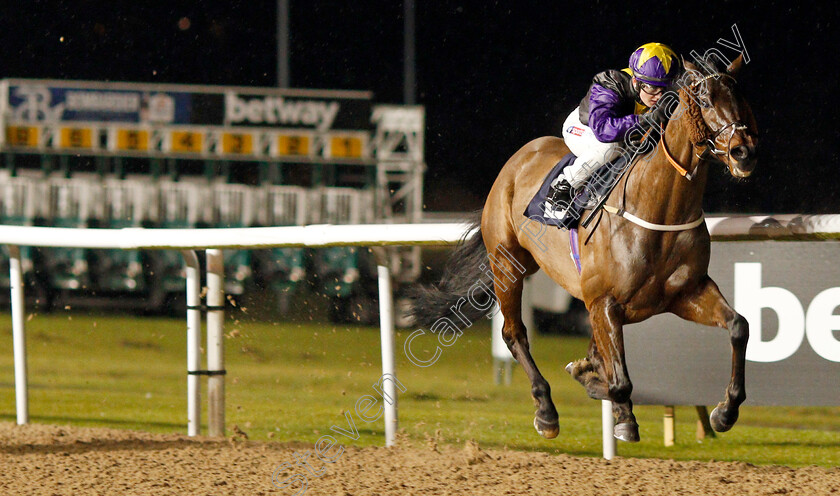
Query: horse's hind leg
576 294 639 442
668 276 748 432
490 246 559 439
565 351 607 400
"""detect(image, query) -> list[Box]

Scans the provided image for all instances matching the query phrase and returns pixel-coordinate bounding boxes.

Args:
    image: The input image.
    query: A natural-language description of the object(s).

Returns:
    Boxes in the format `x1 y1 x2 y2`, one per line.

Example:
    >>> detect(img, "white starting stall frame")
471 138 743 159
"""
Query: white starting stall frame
260 185 308 228
157 179 207 228
2 214 840 459
102 177 157 228
210 183 257 294
0 176 42 280
259 185 309 288
312 186 376 225
0 175 43 225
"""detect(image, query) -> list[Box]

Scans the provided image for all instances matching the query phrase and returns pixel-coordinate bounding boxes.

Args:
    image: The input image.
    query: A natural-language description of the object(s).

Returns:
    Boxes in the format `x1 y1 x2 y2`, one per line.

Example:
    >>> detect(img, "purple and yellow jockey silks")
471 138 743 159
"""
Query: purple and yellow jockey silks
577 69 645 143
575 43 679 143
628 42 679 86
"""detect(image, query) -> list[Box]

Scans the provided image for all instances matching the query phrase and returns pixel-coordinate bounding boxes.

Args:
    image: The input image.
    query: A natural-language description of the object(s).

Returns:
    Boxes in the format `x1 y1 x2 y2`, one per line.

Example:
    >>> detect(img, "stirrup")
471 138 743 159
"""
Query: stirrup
544 179 574 219
549 179 573 203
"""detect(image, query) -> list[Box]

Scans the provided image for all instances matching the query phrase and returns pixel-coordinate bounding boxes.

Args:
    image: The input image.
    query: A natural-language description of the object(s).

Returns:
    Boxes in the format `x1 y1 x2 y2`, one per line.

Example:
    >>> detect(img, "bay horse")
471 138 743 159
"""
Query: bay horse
412 54 757 442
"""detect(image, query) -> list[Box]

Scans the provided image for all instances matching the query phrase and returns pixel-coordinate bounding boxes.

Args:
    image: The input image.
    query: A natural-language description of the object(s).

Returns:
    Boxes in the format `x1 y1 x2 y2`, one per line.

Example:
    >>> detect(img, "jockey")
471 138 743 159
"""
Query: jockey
545 42 679 218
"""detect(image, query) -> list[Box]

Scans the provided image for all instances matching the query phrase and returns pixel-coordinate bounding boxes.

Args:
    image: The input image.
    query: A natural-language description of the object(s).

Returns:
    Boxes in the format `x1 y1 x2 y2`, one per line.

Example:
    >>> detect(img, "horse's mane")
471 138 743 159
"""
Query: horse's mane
676 53 731 145
678 87 710 145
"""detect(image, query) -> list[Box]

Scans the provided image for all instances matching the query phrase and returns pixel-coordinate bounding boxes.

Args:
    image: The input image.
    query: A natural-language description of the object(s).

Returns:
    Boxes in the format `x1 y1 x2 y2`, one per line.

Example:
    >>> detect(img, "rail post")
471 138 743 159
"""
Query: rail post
206 249 225 437
602 400 616 459
9 245 28 425
182 250 201 436
491 307 514 385
377 264 398 447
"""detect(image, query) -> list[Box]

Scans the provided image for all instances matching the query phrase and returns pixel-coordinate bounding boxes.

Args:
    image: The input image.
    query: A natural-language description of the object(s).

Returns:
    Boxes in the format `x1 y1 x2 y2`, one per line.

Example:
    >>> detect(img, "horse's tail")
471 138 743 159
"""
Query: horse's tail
408 216 492 330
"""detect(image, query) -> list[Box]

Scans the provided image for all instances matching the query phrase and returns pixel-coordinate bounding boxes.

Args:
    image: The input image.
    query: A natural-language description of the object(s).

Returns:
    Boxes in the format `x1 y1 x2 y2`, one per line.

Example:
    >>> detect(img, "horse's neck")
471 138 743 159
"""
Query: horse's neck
621 117 707 225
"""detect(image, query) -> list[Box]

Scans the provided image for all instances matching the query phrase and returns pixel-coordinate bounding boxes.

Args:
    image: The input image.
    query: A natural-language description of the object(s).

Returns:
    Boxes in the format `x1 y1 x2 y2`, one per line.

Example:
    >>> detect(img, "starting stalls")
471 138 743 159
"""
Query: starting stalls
0 79 425 320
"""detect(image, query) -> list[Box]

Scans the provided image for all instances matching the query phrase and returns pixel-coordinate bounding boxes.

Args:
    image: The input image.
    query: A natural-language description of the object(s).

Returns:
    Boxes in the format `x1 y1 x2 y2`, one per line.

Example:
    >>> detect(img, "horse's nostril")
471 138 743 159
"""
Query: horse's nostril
731 145 749 161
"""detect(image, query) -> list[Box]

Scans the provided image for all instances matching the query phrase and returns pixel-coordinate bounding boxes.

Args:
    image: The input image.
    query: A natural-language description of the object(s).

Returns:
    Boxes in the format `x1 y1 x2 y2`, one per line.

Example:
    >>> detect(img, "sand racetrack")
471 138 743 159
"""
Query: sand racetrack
0 422 837 495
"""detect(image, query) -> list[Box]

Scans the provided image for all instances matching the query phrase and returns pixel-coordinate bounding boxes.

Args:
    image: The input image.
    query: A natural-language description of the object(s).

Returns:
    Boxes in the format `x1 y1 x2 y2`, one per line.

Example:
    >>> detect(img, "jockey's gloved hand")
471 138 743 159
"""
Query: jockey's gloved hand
646 101 670 130
626 128 645 148
629 103 669 152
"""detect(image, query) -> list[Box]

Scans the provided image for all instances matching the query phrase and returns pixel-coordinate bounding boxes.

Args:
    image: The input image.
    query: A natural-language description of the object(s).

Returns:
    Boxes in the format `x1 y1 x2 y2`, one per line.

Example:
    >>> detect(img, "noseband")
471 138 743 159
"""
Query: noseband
701 121 749 158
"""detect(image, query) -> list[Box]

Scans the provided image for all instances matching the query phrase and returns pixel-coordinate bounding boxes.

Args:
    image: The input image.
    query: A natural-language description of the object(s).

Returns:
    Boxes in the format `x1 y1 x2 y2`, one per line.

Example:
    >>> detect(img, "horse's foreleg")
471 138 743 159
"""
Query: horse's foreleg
491 257 559 439
584 295 639 442
668 276 748 432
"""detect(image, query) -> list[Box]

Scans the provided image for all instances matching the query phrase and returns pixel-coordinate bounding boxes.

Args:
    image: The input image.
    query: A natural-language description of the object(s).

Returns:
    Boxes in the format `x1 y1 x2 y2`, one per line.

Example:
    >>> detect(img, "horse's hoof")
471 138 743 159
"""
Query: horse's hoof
613 422 640 443
564 362 574 375
710 406 738 432
533 417 559 439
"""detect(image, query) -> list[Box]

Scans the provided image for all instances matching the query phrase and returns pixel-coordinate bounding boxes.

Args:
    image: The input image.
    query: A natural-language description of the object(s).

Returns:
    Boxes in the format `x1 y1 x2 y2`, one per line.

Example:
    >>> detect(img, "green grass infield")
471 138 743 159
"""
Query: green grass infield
0 310 838 467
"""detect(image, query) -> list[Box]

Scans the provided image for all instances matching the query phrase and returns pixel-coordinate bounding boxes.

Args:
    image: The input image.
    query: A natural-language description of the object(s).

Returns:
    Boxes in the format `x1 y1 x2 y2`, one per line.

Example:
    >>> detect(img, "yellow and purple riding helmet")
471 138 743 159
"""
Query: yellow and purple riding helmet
629 42 679 87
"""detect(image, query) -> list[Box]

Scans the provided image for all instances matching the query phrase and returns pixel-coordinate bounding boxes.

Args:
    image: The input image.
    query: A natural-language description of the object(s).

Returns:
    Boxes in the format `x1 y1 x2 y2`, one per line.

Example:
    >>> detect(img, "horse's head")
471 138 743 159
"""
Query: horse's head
681 54 758 178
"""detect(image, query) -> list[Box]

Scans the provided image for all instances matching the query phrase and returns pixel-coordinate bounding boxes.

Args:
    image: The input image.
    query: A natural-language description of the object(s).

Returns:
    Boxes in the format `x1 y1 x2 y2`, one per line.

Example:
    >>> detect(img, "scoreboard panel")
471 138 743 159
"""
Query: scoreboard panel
1 79 376 162
1 124 378 162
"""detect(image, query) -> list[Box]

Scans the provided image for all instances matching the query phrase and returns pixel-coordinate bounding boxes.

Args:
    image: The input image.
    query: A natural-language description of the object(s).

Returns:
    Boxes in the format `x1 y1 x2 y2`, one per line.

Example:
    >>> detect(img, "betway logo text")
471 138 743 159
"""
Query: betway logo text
735 263 840 363
225 94 339 131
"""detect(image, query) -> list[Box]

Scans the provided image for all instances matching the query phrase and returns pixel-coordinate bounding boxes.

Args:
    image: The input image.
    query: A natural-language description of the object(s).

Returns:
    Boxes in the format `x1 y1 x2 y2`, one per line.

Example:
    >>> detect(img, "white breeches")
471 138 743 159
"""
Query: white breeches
559 107 624 189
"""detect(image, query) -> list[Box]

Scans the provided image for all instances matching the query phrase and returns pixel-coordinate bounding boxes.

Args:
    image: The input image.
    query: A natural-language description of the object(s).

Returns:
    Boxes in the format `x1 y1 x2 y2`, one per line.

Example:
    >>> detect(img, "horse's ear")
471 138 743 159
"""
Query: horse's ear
681 57 702 86
727 53 744 76
683 57 699 73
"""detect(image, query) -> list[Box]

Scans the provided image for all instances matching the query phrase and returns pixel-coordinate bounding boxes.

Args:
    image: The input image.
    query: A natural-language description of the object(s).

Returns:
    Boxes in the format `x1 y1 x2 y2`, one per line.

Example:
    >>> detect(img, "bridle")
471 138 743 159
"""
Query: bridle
662 72 750 180
701 121 749 159
690 73 749 159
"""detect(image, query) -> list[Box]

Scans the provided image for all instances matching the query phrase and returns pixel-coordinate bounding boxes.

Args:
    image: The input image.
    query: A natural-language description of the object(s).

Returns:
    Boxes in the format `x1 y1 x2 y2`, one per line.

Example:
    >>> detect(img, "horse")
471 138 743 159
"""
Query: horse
411 54 757 443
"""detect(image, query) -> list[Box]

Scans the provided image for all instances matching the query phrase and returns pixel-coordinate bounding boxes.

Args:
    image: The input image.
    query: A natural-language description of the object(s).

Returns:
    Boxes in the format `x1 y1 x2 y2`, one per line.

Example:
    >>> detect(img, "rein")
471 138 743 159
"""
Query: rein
660 133 697 180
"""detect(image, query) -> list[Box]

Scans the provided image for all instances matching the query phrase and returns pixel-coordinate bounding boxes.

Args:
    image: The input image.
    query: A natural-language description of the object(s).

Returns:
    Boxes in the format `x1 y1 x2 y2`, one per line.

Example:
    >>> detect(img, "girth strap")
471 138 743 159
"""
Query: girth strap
603 205 705 232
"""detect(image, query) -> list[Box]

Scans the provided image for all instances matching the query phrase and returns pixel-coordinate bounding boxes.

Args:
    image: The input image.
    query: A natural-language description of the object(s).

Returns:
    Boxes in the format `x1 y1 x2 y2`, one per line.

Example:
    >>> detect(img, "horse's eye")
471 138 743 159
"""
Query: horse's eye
699 98 712 109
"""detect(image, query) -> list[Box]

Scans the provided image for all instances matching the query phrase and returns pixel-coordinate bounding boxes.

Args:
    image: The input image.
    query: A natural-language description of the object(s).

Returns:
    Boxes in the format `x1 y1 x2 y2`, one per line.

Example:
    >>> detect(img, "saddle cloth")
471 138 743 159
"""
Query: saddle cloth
523 152 628 230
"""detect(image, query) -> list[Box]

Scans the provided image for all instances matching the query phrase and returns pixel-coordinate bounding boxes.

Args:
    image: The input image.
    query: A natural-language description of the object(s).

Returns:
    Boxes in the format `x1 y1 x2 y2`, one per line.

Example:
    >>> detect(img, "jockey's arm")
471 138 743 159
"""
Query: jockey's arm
587 84 640 144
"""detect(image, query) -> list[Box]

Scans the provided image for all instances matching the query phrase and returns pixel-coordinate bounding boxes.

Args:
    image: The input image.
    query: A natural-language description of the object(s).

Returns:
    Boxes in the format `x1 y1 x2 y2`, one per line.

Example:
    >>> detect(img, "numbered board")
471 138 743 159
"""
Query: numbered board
276 134 312 157
59 127 94 149
170 130 204 153
3 125 373 161
114 129 150 151
327 134 367 159
5 126 39 147
221 132 254 155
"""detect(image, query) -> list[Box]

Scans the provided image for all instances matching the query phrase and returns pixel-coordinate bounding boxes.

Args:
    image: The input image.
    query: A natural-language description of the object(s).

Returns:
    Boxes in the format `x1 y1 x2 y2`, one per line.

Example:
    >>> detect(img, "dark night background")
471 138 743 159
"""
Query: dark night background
2 1 837 214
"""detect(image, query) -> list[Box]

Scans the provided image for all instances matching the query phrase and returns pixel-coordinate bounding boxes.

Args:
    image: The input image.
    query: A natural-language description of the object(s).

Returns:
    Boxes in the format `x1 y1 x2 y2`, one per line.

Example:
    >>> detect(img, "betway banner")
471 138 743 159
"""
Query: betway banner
625 241 840 406
3 79 373 131
223 93 371 131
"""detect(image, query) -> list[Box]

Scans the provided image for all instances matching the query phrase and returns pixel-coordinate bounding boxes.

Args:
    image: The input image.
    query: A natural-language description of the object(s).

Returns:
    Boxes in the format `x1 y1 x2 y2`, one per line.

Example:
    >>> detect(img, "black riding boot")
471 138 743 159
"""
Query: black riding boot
545 177 574 217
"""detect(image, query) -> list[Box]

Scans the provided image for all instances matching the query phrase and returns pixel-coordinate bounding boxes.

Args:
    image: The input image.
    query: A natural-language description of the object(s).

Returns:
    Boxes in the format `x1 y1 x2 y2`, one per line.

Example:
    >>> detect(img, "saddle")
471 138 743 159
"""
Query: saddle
523 152 628 230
